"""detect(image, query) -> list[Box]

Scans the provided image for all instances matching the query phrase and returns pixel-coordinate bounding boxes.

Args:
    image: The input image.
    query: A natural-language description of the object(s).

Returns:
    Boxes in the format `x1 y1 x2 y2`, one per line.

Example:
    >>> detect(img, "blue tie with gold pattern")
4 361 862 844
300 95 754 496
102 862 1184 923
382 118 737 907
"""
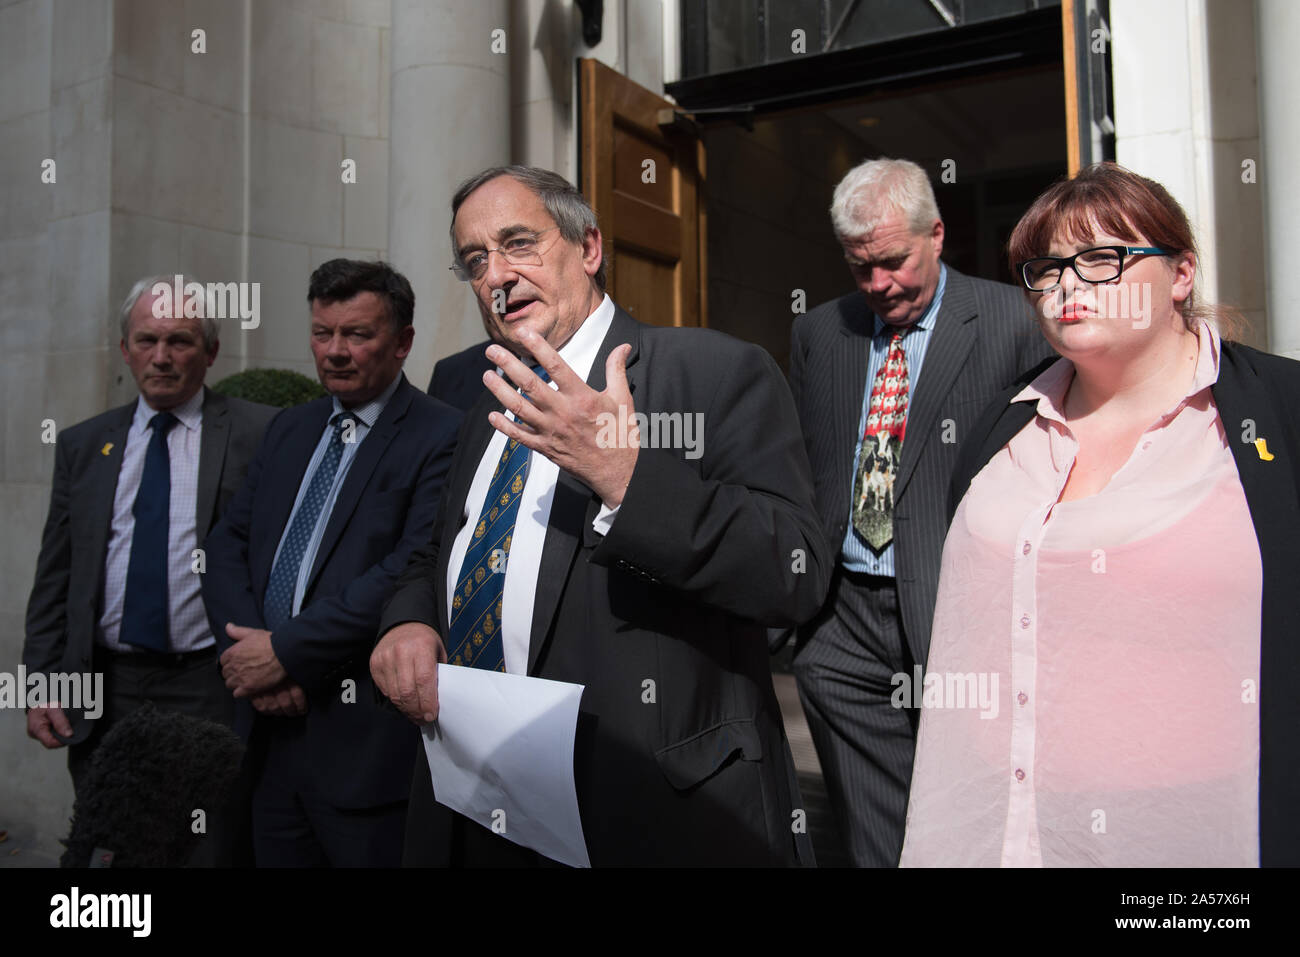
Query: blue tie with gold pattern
446 367 547 670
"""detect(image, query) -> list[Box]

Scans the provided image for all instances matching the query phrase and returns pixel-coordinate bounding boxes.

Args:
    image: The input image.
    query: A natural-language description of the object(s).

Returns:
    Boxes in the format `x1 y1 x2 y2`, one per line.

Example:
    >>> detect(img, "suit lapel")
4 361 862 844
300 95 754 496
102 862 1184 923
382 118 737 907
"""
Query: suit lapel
438 390 504 638
833 298 873 521
196 387 229 536
87 404 135 595
304 377 411 592
254 398 330 595
1215 347 1295 572
526 307 642 674
896 270 977 499
1210 343 1300 863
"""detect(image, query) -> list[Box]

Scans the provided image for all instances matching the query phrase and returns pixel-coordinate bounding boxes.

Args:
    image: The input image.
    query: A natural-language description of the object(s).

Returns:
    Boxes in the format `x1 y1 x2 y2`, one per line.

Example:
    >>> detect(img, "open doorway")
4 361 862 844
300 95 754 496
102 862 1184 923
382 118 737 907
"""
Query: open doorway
701 65 1067 369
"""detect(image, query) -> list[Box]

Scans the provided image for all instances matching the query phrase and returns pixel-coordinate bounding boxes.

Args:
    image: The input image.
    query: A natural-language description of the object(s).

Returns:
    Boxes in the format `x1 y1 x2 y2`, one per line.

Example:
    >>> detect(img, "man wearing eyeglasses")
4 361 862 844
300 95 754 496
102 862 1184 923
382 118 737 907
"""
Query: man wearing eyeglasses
785 157 1054 867
370 165 830 866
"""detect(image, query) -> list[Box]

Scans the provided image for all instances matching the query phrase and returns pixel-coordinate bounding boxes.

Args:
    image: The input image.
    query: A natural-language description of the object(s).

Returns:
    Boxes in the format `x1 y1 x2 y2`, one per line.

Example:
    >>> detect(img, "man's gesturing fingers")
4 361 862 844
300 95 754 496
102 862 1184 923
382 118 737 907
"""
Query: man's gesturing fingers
514 331 585 393
604 343 634 405
372 621 446 724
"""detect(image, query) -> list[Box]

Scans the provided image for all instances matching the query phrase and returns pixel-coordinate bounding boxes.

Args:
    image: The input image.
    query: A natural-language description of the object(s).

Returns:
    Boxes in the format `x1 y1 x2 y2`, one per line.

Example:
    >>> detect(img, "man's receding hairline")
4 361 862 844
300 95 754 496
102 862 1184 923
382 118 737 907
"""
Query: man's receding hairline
452 170 558 244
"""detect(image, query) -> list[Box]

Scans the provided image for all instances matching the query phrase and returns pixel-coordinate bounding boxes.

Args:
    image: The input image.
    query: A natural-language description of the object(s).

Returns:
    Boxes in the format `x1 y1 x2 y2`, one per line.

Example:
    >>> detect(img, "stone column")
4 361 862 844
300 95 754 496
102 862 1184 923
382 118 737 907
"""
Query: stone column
1256 0 1300 358
389 0 509 383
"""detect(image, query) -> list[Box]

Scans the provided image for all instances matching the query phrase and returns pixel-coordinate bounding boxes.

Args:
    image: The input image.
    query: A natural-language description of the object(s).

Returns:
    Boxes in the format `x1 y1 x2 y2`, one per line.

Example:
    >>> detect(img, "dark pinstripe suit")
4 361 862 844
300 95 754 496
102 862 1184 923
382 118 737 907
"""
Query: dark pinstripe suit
789 265 1054 865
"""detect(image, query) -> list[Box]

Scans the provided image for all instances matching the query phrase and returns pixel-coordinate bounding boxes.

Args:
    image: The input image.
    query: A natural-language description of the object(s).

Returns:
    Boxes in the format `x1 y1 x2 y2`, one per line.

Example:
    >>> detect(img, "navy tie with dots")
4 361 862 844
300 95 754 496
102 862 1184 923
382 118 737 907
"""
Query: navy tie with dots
120 411 178 652
263 413 355 631
446 366 548 670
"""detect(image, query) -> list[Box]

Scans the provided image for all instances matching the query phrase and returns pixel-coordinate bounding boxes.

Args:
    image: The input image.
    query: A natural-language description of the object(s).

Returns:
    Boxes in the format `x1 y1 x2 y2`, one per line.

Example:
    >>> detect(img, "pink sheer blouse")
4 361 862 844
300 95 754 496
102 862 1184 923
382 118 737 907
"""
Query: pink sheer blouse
900 321 1262 867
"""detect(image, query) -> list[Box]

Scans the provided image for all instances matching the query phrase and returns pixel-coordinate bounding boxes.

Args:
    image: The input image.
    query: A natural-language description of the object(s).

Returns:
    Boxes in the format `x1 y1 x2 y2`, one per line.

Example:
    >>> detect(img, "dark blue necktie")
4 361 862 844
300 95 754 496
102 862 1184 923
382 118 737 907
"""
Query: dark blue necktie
120 411 178 652
263 412 355 631
446 367 547 670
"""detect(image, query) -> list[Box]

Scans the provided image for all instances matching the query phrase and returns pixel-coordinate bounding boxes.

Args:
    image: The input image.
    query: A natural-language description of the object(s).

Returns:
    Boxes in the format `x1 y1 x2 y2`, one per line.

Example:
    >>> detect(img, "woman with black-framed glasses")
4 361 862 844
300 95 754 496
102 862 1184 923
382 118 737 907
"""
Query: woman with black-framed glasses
899 161 1300 867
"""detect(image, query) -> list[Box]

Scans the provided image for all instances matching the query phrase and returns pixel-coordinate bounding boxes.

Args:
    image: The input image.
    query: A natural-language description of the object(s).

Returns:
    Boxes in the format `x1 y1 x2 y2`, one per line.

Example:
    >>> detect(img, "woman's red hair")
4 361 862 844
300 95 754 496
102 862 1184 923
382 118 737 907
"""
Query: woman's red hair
1008 162 1243 335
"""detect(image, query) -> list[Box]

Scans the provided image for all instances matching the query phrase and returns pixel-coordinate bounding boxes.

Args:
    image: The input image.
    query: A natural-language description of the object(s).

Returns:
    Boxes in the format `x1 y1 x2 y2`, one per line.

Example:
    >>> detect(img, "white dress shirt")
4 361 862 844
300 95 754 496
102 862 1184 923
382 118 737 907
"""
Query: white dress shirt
98 389 210 653
446 295 616 675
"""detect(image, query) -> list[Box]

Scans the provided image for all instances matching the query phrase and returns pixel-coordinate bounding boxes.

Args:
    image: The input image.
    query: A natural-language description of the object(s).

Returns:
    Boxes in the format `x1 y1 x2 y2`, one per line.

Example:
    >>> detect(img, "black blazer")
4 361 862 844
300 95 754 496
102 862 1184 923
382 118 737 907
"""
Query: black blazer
381 306 832 865
201 375 461 808
789 266 1055 662
427 340 495 412
23 388 277 744
949 340 1300 867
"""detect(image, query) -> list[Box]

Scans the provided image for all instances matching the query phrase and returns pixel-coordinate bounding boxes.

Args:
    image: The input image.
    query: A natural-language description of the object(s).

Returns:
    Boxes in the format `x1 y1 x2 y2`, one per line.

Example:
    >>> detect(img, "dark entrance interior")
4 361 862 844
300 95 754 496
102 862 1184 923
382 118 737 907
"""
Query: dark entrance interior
667 3 1069 367
662 4 1069 866
698 65 1067 369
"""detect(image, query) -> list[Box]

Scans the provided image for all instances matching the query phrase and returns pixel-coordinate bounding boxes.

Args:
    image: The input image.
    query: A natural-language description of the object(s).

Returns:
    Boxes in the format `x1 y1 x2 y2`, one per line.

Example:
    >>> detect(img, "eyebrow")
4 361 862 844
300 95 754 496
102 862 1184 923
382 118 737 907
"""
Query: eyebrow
1044 241 1119 256
846 248 910 263
455 223 539 259
134 329 197 339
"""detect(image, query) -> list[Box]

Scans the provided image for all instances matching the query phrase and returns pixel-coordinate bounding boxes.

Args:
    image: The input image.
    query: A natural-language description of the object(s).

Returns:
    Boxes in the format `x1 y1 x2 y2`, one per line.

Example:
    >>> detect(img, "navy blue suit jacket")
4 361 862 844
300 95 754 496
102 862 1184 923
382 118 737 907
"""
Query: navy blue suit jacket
201 374 461 808
427 340 494 412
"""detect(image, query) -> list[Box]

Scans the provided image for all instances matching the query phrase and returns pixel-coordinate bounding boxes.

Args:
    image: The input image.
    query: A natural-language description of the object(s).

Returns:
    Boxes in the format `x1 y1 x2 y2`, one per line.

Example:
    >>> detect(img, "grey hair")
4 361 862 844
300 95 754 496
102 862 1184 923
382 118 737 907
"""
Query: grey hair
117 275 220 351
830 157 942 240
450 165 607 292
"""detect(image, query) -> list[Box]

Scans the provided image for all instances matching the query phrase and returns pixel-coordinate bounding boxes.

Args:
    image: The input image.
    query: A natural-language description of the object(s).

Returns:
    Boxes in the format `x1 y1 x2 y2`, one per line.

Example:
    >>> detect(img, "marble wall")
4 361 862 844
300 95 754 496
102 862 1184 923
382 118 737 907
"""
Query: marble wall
0 0 395 858
1112 0 1268 350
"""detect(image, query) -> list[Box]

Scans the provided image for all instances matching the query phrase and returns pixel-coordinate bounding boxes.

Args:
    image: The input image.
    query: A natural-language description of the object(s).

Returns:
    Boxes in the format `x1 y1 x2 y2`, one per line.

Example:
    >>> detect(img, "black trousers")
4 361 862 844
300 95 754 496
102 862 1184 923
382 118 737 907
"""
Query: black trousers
792 569 920 867
67 644 240 866
250 723 407 868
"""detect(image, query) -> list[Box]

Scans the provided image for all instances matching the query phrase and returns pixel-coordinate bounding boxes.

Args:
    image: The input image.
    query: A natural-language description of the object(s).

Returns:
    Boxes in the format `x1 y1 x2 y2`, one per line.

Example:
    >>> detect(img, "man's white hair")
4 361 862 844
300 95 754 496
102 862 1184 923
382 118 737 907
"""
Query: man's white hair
117 275 220 350
830 158 941 240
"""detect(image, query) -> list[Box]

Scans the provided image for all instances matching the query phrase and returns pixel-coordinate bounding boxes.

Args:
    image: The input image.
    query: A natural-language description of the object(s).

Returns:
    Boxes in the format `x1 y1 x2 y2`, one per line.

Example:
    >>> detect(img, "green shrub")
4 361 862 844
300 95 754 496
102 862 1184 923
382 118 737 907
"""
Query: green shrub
212 368 326 408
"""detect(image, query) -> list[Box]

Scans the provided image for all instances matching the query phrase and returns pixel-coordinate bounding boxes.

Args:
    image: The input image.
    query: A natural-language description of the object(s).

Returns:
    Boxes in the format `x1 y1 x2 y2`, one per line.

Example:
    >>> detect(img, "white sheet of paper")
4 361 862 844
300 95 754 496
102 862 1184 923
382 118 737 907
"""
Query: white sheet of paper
421 664 590 868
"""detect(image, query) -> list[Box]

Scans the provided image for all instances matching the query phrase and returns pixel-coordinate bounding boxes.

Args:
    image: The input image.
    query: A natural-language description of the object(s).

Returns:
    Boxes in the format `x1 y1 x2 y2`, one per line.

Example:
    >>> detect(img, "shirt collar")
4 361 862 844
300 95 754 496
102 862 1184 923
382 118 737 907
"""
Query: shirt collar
496 294 616 385
872 263 946 339
135 387 204 432
331 371 403 427
557 293 616 382
1011 318 1222 427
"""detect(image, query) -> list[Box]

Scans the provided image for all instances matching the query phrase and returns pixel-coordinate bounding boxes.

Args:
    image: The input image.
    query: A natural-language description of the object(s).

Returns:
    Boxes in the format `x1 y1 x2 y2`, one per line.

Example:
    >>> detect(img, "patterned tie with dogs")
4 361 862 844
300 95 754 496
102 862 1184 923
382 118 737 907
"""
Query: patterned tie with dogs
852 327 909 552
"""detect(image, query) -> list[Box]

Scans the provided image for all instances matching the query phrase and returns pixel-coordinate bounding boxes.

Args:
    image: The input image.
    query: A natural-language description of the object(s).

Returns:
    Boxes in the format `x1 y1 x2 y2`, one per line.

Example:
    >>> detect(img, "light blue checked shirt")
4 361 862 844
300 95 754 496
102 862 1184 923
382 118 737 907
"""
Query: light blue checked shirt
269 373 402 617
840 264 946 576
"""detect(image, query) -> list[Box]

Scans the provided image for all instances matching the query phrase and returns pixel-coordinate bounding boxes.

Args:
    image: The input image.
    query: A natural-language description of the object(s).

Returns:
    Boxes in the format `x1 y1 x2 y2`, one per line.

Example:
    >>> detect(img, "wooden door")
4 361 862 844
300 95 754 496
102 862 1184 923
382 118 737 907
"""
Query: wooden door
579 58 706 327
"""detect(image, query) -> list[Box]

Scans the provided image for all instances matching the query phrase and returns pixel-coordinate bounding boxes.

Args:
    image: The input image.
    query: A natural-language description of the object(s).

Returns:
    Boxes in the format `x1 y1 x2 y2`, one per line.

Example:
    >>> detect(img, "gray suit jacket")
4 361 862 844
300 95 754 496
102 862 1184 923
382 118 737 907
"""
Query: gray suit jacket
789 265 1055 664
23 387 277 744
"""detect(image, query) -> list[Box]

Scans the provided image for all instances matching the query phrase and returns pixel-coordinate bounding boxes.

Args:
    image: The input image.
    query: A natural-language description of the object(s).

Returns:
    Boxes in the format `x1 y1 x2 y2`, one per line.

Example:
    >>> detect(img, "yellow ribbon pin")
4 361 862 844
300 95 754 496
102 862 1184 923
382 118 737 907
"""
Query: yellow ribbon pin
1255 438 1274 461
101 442 114 456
